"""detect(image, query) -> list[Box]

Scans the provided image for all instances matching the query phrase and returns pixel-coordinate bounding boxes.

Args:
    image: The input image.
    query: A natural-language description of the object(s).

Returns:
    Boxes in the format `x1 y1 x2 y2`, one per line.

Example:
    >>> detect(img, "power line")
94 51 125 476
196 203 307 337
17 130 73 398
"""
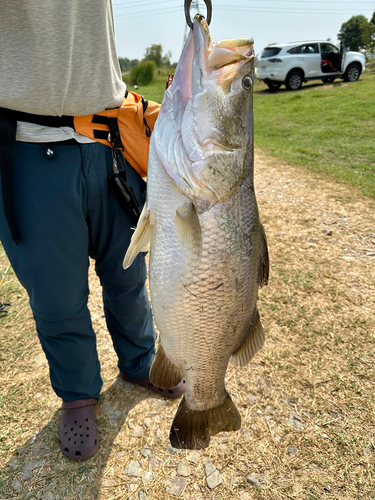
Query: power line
115 6 373 20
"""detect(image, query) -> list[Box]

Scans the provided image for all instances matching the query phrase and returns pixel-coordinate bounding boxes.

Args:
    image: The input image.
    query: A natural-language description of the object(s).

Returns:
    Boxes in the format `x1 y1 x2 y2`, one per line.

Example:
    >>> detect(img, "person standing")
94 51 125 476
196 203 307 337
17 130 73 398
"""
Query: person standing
0 1 185 461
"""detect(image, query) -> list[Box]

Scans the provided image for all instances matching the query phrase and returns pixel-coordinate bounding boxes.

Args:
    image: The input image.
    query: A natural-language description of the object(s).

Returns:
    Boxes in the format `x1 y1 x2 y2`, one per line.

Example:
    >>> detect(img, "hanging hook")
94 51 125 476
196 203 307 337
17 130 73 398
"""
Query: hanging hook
184 0 212 29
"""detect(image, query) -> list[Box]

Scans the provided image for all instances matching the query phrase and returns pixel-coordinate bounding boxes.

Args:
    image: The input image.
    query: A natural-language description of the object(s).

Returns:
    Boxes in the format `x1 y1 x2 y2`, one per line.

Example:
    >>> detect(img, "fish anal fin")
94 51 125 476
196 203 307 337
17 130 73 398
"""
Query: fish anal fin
169 393 241 450
230 309 265 367
123 208 152 269
149 345 184 390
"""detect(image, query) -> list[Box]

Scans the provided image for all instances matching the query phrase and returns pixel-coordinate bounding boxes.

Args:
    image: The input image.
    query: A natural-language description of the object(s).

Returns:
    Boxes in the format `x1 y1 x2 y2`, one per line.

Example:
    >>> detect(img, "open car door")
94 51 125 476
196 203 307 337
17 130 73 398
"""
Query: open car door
340 41 347 73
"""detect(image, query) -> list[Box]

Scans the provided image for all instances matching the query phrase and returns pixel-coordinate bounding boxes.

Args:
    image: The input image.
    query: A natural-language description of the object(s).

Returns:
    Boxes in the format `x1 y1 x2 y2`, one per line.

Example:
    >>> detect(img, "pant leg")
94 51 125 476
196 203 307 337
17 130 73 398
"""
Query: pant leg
0 141 102 401
80 143 157 379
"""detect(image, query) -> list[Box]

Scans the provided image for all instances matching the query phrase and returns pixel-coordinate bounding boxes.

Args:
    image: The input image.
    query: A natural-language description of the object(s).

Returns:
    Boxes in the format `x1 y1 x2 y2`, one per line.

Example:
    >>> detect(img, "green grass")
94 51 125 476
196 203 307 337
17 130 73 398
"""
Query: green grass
123 66 375 199
253 71 375 199
123 67 172 103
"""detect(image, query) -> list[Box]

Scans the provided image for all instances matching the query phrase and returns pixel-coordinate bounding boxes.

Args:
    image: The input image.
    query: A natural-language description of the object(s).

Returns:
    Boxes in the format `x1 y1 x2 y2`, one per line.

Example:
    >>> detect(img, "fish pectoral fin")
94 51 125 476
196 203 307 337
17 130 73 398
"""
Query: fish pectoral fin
259 224 269 287
149 345 185 390
169 393 241 450
230 309 265 367
175 204 202 262
123 207 152 269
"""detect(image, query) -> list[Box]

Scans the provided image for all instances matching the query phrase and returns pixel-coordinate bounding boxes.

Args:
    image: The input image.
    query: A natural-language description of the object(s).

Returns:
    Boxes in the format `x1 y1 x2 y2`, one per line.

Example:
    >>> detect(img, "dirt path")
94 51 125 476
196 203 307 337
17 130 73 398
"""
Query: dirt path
1 148 374 499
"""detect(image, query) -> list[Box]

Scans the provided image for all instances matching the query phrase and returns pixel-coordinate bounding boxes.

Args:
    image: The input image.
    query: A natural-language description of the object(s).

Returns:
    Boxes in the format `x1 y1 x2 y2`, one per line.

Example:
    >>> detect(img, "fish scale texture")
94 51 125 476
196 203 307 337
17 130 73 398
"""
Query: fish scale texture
147 145 264 412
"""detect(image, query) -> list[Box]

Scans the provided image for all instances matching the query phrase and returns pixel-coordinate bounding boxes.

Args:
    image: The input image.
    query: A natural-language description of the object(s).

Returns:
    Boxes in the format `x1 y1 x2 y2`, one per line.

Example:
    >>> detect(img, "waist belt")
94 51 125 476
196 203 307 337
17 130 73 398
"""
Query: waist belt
0 108 76 245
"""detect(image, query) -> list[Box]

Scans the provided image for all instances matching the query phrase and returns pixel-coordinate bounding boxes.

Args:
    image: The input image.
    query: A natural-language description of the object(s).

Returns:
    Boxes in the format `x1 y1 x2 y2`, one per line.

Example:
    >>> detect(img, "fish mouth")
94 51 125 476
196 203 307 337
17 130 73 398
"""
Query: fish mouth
192 14 254 88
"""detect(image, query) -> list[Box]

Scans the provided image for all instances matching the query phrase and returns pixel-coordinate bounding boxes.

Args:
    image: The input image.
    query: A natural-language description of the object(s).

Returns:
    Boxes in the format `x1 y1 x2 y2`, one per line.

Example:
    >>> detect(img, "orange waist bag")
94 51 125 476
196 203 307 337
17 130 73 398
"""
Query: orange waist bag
74 91 160 178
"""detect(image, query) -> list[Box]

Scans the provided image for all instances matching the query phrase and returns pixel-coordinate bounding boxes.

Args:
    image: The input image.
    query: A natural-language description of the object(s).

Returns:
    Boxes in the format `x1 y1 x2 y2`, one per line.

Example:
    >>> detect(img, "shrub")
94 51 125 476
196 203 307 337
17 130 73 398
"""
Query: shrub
130 61 155 86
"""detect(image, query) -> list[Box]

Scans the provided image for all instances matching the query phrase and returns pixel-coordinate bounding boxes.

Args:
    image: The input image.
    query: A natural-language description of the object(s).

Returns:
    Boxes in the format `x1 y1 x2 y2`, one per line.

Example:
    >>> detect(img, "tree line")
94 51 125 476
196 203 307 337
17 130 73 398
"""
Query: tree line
118 44 176 86
338 13 375 55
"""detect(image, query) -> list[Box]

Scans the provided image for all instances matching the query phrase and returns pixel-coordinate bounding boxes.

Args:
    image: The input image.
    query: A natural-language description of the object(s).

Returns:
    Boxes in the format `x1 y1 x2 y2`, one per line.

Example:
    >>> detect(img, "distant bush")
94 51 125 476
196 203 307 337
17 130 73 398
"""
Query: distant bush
130 61 155 86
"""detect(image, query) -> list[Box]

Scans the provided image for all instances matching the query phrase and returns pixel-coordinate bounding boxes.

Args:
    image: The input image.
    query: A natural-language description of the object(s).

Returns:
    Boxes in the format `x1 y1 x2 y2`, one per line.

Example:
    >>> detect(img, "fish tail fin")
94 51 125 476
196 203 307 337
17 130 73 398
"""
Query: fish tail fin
149 345 185 389
230 309 265 367
169 393 241 450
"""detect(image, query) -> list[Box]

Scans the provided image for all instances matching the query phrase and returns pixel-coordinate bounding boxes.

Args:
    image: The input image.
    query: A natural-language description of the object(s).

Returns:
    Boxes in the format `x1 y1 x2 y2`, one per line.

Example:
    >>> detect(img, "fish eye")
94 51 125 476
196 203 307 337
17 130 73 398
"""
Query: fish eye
242 75 252 91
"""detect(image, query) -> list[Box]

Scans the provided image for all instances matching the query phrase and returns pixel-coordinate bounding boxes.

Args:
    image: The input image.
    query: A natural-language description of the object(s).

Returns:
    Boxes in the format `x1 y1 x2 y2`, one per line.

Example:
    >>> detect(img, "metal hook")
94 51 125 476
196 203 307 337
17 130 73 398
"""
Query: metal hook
184 0 212 29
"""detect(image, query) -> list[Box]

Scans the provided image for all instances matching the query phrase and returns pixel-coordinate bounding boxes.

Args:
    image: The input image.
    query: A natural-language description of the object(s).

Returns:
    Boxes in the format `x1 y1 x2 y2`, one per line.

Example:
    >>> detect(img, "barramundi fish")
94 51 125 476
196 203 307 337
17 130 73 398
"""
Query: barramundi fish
123 14 269 449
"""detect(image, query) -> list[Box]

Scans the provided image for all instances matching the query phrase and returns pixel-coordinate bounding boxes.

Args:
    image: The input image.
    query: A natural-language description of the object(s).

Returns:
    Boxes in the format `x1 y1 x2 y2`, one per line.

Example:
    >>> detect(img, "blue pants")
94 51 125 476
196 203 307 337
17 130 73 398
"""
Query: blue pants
0 140 156 401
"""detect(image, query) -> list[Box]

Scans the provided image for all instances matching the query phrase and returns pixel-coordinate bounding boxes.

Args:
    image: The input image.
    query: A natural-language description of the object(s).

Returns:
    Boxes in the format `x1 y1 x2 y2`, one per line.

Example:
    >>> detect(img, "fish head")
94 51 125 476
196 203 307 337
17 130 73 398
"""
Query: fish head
154 15 254 207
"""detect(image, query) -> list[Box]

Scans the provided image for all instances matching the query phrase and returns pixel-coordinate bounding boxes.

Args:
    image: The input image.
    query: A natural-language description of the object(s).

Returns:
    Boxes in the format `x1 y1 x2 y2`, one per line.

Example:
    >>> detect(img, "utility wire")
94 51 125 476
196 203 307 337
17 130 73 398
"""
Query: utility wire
115 6 373 19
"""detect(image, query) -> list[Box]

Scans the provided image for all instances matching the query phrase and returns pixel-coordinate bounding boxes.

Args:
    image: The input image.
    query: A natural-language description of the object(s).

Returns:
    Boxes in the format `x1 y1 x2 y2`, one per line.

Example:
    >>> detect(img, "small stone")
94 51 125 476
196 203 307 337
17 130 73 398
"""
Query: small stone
257 409 262 414
140 471 155 483
42 493 55 500
187 450 200 464
21 462 34 480
138 490 147 500
321 433 329 439
140 448 151 457
132 426 144 438
167 477 187 497
123 460 140 477
6 457 18 468
288 418 302 430
143 418 152 428
246 473 263 488
167 444 180 455
152 399 168 410
110 410 123 425
148 455 161 471
204 461 216 477
274 434 281 443
324 485 331 492
177 462 191 477
246 394 258 403
251 425 258 431
287 447 298 456
206 470 223 489
116 451 127 458
12 478 22 492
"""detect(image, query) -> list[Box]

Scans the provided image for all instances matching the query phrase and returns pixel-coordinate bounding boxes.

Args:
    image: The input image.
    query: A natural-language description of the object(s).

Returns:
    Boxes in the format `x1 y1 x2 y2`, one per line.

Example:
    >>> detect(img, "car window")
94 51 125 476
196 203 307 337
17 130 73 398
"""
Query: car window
287 46 301 54
301 44 319 54
321 43 339 55
260 47 282 58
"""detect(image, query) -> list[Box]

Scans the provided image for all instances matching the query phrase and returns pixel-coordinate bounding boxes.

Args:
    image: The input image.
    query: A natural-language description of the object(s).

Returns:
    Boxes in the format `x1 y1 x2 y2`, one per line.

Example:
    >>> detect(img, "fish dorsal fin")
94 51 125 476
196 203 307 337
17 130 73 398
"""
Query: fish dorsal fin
230 309 265 367
123 207 152 269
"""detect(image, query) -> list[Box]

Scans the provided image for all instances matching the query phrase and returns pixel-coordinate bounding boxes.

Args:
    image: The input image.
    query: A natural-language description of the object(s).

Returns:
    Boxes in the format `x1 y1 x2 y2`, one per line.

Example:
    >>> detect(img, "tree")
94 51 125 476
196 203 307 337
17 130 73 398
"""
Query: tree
338 14 370 51
361 12 375 56
143 44 163 67
142 44 172 67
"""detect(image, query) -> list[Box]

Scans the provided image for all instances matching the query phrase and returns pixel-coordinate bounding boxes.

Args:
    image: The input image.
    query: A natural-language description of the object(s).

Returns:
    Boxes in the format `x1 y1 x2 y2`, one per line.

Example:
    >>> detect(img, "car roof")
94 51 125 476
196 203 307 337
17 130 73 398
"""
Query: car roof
265 41 335 48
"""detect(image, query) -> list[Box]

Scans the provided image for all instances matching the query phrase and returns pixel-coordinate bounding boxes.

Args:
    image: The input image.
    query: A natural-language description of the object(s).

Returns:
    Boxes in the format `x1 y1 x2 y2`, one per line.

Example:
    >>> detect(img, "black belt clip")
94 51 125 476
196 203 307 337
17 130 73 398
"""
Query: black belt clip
107 145 142 226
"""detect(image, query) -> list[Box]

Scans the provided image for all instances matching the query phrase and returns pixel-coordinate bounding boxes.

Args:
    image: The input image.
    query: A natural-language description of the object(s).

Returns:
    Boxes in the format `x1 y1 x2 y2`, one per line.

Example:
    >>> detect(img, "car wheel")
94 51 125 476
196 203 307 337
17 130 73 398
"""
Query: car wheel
343 63 361 82
322 78 335 83
285 71 303 90
266 81 282 92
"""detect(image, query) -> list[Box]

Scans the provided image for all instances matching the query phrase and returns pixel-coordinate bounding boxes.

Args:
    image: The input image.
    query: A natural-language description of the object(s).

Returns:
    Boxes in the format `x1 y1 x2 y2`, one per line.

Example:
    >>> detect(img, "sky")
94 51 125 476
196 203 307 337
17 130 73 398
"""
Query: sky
113 0 374 62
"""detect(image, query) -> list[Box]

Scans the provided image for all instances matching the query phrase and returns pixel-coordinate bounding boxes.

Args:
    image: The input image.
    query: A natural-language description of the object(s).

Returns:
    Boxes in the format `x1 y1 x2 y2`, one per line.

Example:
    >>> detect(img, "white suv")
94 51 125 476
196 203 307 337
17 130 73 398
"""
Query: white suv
256 41 366 90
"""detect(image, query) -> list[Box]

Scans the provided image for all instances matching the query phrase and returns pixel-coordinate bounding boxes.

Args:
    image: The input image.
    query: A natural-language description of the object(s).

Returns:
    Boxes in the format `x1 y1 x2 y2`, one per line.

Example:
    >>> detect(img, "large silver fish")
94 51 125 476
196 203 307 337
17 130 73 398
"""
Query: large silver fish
124 15 269 449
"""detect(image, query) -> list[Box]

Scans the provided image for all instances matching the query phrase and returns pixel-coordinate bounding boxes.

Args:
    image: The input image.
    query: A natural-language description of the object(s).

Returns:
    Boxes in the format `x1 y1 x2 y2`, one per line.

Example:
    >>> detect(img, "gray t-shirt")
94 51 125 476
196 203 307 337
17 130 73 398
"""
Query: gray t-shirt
0 0 126 142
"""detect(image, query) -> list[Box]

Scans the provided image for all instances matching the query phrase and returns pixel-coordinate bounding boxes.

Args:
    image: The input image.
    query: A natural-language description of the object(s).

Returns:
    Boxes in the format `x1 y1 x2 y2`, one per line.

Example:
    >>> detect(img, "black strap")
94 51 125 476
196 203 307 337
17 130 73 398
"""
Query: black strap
0 109 18 244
